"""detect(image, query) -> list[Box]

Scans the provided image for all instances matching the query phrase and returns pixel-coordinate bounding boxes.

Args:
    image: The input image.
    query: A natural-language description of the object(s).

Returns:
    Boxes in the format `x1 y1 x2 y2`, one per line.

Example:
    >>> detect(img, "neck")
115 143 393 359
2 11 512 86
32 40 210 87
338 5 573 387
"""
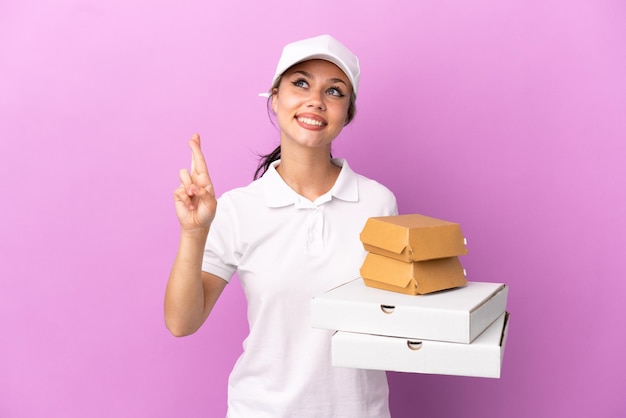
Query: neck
276 146 341 201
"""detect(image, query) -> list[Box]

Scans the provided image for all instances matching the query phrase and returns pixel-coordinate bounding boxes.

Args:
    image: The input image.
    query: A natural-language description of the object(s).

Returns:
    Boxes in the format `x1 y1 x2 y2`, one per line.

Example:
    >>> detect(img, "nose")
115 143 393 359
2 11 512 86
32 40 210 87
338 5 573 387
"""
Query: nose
307 89 326 110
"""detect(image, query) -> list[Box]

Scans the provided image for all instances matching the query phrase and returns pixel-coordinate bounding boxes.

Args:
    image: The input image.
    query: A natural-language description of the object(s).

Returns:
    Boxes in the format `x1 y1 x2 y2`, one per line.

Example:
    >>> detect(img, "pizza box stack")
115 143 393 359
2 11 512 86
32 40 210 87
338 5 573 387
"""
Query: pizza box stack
311 214 510 378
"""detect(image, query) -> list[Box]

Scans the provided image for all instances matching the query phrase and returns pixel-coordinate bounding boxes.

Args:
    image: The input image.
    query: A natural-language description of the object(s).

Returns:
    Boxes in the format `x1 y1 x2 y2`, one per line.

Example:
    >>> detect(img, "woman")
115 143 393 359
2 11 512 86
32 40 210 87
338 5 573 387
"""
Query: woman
165 34 397 417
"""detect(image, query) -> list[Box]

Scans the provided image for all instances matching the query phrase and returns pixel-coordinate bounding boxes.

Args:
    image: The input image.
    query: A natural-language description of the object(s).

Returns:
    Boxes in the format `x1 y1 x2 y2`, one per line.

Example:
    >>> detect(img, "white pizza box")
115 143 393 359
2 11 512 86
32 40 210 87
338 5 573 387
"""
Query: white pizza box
332 312 510 378
311 278 508 343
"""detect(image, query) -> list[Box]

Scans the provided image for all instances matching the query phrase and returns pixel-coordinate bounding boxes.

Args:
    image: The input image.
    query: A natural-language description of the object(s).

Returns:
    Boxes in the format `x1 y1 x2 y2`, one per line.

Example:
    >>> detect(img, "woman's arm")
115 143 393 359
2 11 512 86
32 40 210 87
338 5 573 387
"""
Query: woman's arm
164 134 224 337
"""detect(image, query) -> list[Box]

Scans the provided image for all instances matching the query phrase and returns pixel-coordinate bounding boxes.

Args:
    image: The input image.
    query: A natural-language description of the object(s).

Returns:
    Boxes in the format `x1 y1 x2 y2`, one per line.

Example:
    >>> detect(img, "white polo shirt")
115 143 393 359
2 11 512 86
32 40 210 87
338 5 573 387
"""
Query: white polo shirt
202 159 397 418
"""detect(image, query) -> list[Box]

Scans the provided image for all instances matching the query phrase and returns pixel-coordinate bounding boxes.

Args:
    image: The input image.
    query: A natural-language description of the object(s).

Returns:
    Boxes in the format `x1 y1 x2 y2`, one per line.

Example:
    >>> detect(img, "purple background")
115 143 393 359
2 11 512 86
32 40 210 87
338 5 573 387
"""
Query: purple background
1 1 625 417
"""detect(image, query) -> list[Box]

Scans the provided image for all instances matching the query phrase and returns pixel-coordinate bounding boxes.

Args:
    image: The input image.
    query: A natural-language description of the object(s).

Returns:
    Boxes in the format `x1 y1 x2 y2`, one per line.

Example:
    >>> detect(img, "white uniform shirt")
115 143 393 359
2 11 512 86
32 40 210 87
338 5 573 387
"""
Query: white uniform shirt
202 159 397 418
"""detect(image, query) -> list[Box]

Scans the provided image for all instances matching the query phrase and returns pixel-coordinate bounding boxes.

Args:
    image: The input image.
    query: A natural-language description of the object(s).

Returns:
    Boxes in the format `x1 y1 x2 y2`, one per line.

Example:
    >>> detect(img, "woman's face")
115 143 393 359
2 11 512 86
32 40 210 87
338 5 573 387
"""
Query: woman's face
272 59 352 152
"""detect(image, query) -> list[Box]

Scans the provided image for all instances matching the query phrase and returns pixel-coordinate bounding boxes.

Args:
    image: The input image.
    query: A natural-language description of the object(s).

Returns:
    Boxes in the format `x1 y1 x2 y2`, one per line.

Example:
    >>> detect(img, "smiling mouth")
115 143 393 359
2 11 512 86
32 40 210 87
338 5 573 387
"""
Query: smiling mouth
297 116 325 127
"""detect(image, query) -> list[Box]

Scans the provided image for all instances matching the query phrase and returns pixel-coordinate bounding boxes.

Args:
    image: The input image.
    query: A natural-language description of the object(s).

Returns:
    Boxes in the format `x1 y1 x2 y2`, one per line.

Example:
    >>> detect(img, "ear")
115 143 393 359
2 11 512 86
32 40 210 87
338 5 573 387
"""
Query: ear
271 88 279 114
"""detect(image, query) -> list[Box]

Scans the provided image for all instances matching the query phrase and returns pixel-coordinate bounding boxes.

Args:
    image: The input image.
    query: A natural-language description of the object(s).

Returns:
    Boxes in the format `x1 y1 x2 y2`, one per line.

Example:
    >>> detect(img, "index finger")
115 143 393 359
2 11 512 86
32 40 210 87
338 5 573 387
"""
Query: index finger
189 133 212 186
189 133 207 175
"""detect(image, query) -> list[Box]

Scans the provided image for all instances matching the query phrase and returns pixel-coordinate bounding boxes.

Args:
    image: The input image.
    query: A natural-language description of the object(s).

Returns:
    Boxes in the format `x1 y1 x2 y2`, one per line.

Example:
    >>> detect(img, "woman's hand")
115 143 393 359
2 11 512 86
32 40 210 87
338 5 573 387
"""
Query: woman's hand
174 133 217 231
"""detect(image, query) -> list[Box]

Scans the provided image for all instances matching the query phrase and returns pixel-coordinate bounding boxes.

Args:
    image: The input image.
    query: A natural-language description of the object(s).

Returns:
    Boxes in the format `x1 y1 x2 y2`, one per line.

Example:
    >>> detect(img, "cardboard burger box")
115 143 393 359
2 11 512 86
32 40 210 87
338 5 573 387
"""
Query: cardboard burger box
360 214 468 262
360 252 467 295
331 312 510 378
311 278 508 344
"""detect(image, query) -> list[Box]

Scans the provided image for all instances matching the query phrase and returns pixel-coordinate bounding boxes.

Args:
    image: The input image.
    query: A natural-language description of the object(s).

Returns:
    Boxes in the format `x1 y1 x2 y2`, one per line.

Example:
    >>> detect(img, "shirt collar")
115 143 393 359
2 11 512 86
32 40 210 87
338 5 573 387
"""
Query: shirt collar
262 158 359 208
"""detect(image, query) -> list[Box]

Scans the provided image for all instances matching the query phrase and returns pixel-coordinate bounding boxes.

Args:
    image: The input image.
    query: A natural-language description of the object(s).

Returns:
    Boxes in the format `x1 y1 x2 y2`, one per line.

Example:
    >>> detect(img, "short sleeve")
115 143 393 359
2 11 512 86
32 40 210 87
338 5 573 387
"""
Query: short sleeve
201 194 240 282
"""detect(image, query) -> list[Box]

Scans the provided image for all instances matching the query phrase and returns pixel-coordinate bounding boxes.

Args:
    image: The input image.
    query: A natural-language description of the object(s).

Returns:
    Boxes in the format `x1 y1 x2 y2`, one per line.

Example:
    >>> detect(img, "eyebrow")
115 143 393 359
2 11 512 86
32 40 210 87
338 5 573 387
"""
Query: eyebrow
291 70 348 86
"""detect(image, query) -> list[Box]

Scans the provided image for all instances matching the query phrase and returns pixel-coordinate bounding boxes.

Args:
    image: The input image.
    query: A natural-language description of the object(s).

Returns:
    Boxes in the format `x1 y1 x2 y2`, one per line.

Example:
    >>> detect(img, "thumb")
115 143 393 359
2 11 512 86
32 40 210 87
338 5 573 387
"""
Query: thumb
191 183 216 209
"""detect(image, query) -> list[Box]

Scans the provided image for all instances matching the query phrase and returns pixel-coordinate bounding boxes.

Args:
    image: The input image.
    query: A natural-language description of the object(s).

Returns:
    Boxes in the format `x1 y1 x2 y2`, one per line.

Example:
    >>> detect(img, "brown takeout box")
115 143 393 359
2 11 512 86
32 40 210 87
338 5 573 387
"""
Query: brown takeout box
360 214 468 262
360 252 468 295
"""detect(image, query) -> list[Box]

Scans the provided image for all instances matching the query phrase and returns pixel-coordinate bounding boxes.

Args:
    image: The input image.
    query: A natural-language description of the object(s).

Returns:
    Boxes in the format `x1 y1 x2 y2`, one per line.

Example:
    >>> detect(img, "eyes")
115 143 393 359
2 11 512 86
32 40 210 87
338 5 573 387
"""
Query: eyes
291 78 346 98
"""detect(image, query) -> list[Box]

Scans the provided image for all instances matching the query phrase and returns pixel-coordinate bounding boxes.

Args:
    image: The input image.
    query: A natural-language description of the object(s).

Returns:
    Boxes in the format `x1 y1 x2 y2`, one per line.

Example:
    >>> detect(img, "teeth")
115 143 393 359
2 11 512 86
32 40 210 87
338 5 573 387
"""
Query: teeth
298 117 323 127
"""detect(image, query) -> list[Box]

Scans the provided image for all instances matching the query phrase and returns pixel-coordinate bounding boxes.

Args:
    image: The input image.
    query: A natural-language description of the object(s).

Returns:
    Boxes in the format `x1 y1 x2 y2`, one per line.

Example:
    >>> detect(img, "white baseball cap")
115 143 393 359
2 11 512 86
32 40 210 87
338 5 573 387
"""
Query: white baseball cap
260 34 360 97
